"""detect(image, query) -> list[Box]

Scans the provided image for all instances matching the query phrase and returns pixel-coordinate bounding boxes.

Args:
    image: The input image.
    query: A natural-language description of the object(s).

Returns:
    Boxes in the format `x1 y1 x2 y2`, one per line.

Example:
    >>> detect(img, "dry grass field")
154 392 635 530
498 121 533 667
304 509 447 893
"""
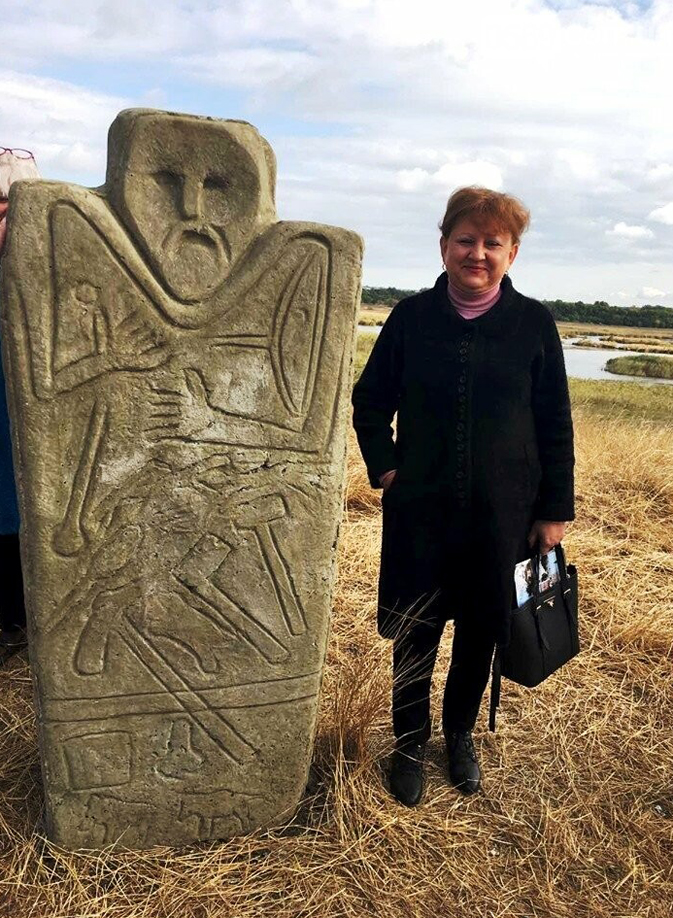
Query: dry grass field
358 306 391 327
556 322 673 341
1 378 672 918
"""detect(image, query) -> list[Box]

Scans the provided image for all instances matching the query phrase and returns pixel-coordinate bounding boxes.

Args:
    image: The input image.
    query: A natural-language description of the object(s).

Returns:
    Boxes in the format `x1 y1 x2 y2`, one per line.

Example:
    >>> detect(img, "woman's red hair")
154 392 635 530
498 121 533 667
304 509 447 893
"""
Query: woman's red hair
439 186 530 244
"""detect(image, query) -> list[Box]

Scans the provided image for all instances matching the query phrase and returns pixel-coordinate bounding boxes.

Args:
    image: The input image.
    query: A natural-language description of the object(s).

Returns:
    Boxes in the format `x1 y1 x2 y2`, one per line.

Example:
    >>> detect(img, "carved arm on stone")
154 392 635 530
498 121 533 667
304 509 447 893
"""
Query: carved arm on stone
145 369 217 441
42 302 169 396
93 304 169 372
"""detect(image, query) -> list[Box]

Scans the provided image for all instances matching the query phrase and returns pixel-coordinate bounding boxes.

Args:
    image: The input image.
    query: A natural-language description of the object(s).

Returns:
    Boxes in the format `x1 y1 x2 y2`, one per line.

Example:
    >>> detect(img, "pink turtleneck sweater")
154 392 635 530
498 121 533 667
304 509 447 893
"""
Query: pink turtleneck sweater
448 277 501 319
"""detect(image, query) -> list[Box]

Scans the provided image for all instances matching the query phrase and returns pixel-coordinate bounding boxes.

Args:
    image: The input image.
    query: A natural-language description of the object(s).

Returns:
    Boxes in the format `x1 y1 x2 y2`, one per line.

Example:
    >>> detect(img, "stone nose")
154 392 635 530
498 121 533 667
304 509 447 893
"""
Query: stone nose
180 176 203 221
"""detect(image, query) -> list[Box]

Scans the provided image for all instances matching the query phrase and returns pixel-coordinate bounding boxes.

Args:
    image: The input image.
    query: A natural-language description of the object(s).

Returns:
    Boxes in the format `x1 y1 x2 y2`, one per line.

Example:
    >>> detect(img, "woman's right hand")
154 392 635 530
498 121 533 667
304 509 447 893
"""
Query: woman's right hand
379 469 397 492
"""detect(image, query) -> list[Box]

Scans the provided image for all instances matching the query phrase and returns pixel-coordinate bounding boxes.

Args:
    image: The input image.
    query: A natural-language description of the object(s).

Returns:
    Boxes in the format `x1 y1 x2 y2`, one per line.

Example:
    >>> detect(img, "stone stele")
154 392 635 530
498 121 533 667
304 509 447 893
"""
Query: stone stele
0 109 363 849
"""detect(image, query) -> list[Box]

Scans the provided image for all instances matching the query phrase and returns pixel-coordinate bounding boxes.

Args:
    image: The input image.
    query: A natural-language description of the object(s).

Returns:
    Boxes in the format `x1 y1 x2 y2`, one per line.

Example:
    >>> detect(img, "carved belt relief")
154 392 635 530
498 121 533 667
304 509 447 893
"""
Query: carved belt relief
2 111 362 847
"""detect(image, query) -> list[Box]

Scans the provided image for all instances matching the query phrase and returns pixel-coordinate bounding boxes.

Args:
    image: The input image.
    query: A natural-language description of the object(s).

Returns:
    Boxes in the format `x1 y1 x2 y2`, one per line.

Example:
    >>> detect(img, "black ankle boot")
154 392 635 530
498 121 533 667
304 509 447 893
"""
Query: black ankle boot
445 730 480 794
389 742 425 807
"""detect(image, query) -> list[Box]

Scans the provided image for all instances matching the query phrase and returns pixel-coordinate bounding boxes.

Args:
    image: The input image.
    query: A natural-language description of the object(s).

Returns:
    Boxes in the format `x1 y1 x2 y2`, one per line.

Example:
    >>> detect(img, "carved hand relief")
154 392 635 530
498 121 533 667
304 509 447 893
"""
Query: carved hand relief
0 109 362 848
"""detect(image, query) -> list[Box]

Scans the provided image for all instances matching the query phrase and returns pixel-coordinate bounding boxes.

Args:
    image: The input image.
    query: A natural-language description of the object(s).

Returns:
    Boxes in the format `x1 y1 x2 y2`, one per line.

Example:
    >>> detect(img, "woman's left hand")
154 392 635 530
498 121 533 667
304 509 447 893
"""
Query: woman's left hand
527 520 567 554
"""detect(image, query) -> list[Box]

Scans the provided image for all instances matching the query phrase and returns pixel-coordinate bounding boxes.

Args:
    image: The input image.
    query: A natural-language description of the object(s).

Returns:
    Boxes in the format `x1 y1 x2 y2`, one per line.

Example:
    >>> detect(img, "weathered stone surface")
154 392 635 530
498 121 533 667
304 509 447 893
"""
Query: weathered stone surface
0 109 362 849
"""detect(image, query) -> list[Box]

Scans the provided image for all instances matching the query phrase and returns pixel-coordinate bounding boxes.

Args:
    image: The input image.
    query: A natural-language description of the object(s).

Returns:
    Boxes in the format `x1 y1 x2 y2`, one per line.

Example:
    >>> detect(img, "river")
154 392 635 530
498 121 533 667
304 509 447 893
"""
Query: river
357 327 673 385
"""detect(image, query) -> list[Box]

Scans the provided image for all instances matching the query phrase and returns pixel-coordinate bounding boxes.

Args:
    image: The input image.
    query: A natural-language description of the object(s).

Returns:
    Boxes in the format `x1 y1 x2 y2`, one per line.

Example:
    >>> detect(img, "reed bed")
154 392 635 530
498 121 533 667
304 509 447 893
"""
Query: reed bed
605 355 673 380
1 395 672 917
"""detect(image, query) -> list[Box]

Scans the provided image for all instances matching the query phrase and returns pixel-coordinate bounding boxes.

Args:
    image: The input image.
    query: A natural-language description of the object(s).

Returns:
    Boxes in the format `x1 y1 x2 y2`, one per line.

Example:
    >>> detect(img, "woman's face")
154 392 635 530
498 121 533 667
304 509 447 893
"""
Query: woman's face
440 217 519 296
0 200 8 221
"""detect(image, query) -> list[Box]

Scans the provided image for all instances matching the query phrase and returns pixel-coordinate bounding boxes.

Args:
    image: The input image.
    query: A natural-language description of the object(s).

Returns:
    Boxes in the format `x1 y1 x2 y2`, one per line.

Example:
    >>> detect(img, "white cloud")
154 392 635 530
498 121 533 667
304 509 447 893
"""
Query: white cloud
181 48 320 91
397 168 430 193
648 202 673 225
646 163 673 183
433 161 503 191
637 286 667 299
606 222 655 239
0 70 127 184
397 160 503 194
555 149 600 182
2 1 673 297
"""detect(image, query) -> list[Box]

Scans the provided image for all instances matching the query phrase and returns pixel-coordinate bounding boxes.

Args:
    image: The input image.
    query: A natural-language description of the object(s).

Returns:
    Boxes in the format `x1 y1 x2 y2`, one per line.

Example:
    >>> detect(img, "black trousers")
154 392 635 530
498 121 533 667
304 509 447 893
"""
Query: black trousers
390 507 498 745
392 598 496 745
0 533 26 633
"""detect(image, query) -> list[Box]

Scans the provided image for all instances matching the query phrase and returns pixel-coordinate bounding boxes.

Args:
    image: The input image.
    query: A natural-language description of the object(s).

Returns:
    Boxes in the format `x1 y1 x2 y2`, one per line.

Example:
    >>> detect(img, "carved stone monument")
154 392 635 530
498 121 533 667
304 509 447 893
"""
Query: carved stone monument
0 109 362 848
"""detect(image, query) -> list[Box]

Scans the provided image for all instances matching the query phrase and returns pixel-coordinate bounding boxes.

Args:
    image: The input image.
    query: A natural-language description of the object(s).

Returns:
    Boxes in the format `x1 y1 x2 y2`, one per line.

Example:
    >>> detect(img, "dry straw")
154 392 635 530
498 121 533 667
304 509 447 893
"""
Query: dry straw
1 392 672 917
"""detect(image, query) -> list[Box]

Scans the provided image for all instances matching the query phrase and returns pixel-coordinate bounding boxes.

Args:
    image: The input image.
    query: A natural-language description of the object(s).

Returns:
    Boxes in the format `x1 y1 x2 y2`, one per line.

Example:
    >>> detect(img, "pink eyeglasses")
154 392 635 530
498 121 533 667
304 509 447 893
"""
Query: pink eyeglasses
0 148 35 159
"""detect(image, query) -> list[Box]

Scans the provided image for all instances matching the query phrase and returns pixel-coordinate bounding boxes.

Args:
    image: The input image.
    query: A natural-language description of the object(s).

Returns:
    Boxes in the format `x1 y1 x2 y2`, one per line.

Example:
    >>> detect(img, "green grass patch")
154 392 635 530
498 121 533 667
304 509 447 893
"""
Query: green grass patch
569 377 673 423
605 354 673 380
354 329 377 380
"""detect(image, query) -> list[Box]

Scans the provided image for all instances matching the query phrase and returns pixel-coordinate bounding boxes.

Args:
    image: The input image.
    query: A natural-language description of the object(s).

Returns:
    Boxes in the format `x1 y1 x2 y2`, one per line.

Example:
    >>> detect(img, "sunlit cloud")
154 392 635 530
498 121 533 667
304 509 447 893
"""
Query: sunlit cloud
648 201 673 225
606 222 655 239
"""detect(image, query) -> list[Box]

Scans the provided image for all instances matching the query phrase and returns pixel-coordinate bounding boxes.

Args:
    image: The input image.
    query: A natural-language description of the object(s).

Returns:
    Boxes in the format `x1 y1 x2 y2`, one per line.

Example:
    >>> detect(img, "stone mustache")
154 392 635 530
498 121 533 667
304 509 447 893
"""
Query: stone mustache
0 109 363 849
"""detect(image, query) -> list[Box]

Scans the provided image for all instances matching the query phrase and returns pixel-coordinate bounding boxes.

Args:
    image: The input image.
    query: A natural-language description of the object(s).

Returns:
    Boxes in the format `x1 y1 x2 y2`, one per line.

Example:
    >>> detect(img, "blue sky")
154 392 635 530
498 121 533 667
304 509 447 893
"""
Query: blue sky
3 0 673 305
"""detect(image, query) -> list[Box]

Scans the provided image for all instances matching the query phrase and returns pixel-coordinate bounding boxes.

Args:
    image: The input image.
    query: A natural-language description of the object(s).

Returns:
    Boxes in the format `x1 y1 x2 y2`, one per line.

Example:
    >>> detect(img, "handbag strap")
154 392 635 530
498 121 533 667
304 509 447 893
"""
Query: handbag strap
531 544 542 607
530 545 550 651
489 647 501 732
555 542 577 625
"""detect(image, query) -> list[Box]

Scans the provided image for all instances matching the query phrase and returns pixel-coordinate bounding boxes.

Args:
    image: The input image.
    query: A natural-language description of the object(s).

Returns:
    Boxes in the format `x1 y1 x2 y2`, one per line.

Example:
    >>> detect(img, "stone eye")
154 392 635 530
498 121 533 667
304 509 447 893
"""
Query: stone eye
203 174 229 192
151 171 182 208
153 170 181 187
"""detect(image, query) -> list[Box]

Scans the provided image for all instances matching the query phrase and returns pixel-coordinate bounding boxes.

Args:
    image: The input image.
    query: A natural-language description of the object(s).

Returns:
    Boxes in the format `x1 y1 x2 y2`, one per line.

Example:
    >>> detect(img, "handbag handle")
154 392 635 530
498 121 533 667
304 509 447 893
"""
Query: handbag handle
555 543 577 626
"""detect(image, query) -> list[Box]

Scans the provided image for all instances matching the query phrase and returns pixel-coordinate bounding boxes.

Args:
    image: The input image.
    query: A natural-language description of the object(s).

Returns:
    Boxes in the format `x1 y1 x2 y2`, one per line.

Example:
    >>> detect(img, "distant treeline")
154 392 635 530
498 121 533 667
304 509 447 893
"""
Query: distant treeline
541 300 673 328
361 287 421 307
361 286 673 328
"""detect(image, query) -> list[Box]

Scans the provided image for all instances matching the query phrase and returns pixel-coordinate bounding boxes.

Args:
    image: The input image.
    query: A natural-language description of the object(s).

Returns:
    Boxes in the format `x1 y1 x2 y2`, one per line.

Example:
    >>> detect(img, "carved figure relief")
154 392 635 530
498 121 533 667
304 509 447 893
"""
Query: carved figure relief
0 109 362 848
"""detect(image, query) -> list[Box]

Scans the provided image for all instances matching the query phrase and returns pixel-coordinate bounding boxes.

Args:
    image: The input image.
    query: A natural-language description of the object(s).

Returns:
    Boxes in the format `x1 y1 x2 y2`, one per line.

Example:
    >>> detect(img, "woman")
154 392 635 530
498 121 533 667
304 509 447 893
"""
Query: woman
352 186 574 806
0 148 39 664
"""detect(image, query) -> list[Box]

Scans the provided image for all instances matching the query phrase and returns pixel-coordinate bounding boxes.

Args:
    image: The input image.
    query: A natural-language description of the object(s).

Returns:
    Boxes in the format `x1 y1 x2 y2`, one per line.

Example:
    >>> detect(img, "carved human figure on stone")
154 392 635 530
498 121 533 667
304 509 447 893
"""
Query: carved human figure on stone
6 111 342 564
108 113 277 307
0 109 362 849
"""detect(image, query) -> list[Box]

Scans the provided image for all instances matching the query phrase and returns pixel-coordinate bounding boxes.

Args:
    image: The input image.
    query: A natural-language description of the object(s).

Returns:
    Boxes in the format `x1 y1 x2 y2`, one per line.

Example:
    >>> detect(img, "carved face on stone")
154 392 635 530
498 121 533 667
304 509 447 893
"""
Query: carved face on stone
109 113 276 303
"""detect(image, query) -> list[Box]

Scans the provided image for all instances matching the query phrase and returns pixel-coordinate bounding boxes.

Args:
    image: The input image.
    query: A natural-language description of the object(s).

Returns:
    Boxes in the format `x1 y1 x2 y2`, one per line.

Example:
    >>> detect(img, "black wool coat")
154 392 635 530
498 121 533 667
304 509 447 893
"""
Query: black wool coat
352 273 575 645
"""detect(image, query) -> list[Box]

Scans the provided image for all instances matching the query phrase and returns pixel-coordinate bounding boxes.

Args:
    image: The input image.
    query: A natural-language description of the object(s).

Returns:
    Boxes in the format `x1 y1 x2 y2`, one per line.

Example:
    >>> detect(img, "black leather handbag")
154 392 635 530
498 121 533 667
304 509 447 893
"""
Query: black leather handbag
489 542 579 731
